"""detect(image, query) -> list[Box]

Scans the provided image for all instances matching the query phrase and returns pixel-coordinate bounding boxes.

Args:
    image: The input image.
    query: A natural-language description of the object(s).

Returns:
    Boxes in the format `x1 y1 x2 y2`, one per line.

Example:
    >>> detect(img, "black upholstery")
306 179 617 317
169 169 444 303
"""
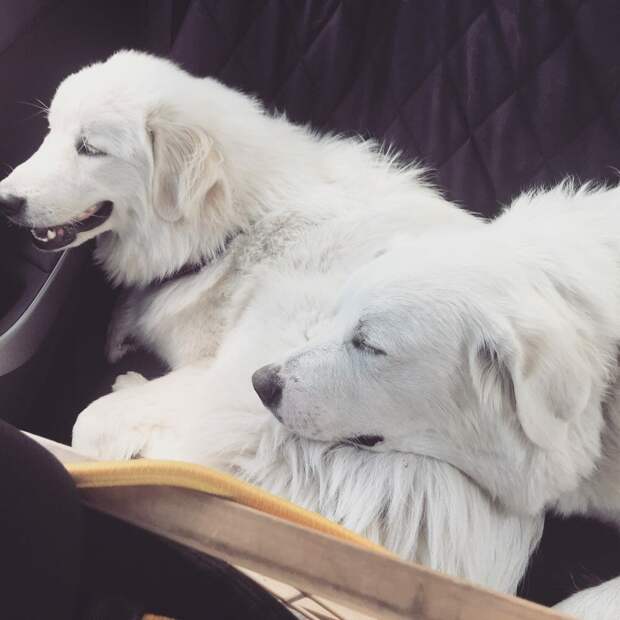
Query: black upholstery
164 0 620 217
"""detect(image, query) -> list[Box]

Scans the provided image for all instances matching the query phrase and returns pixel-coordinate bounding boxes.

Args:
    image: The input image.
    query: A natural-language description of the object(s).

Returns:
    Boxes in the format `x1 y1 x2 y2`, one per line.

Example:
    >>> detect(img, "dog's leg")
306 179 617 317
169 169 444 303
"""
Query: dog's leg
73 365 202 460
554 576 620 619
72 361 260 461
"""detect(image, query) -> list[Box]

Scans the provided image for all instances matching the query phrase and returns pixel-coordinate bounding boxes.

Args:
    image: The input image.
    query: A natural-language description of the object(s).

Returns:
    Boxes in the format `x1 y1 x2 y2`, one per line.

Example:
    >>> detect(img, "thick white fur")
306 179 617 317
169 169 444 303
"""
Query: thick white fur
0 51 543 594
555 577 620 620
268 181 620 617
274 182 620 521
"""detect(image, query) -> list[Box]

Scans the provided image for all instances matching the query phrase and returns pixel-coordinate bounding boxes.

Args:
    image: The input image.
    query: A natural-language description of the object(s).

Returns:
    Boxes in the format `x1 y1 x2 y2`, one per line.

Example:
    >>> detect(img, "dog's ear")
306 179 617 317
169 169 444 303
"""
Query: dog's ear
147 107 230 222
470 316 594 451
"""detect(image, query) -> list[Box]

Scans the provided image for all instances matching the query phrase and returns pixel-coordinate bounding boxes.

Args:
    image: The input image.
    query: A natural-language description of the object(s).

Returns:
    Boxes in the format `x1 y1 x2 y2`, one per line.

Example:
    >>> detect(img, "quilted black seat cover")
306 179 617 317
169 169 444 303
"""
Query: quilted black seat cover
164 0 620 217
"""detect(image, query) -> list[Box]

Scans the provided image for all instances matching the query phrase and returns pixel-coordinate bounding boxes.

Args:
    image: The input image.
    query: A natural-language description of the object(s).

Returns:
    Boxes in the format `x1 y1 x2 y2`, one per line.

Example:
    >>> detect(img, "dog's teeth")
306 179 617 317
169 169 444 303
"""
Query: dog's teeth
47 229 56 240
31 229 48 242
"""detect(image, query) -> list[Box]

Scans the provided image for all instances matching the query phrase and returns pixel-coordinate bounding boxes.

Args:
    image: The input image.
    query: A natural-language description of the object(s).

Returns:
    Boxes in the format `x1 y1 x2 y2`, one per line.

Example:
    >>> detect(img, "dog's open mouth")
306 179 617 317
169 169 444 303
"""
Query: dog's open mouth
30 200 113 251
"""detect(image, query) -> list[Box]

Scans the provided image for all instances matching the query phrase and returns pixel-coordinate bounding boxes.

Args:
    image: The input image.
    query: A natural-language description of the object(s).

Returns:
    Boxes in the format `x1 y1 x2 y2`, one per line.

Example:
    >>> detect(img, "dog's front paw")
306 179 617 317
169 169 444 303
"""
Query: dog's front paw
72 392 154 460
112 371 148 392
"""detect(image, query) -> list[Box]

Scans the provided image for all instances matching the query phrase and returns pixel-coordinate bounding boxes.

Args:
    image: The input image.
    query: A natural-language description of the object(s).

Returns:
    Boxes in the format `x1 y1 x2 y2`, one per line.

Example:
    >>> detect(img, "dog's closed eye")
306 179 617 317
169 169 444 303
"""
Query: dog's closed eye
351 333 386 356
76 137 106 157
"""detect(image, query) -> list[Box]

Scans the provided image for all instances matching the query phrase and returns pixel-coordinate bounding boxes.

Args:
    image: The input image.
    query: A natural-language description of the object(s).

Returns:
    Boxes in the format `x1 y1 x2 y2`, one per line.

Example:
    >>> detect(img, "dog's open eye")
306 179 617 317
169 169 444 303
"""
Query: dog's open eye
76 137 105 157
351 333 386 356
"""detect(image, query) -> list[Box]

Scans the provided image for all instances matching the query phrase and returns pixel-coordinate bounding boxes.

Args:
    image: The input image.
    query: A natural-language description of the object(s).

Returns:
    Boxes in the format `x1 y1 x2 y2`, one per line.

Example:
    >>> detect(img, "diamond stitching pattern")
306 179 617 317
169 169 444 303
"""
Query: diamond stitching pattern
168 0 620 217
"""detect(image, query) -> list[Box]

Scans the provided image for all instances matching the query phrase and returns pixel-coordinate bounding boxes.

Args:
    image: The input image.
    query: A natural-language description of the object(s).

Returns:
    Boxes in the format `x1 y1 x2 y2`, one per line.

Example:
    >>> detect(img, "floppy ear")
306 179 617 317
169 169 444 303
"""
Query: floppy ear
470 318 594 451
147 107 230 222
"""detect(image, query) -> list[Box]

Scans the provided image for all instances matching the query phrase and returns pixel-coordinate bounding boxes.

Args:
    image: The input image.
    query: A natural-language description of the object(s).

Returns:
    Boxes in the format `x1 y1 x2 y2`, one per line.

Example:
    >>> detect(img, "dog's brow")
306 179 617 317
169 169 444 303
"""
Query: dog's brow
354 319 378 341
82 124 126 143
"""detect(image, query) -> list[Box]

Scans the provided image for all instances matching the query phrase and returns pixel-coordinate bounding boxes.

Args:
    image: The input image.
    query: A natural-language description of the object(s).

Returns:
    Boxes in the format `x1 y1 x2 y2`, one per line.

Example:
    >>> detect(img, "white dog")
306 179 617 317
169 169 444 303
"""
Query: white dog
260 182 620 618
0 50 544 595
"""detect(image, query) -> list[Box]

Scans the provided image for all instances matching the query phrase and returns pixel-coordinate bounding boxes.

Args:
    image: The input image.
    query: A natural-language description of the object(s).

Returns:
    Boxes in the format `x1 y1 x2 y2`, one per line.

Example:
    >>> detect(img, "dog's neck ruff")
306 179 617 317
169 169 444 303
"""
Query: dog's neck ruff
143 231 240 291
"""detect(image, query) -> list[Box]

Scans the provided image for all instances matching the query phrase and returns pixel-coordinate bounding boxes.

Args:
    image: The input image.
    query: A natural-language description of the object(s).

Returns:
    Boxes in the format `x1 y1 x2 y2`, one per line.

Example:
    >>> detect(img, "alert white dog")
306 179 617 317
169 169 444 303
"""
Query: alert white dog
261 181 620 618
0 51 542 595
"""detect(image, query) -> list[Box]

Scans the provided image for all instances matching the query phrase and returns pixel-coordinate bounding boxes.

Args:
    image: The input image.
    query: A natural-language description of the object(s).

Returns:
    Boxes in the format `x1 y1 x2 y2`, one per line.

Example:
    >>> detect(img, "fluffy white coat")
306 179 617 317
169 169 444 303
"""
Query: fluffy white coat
266 182 620 618
0 51 549 599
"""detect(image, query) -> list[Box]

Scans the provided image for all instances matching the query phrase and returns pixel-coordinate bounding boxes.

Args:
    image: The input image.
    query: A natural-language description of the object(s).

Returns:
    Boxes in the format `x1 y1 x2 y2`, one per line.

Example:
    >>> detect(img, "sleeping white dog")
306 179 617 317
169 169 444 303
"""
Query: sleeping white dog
258 181 620 618
0 51 542 595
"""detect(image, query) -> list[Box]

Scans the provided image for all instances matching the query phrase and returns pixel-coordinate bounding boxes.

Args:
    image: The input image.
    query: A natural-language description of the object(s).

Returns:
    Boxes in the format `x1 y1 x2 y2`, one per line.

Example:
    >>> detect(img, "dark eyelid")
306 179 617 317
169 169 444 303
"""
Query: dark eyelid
76 137 106 156
351 332 387 356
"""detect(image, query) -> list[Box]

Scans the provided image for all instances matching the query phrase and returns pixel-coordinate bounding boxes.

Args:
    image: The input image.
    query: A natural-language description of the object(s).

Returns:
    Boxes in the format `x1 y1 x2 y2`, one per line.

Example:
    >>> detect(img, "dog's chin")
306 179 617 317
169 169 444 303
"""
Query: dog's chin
29 200 114 251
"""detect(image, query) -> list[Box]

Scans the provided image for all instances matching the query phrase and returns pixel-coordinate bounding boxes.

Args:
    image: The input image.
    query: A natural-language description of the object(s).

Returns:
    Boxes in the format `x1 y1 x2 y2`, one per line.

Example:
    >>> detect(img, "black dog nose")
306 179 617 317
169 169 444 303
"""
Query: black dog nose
252 364 283 410
0 194 26 217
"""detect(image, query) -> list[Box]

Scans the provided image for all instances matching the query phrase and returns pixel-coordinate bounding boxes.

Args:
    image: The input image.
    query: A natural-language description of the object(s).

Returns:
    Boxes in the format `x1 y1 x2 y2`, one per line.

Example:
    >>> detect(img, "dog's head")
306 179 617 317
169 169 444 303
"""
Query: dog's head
253 235 610 513
0 51 239 283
